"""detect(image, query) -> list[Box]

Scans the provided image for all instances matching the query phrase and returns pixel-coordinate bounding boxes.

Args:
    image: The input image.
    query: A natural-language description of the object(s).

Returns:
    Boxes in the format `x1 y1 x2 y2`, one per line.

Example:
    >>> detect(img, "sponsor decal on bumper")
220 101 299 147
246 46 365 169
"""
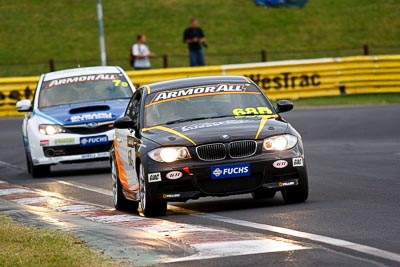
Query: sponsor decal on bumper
80 135 108 146
293 157 304 167
54 138 75 145
40 140 49 146
166 171 183 180
263 179 299 189
279 180 297 187
148 172 161 183
163 193 181 199
81 152 109 159
211 163 250 179
273 160 288 168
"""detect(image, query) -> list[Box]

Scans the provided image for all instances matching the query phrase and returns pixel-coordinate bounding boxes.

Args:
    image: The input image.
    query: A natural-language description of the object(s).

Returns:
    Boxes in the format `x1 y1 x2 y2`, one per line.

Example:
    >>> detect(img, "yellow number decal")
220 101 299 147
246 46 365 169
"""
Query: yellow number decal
233 108 246 116
257 107 273 115
113 80 128 87
233 107 273 118
245 107 258 115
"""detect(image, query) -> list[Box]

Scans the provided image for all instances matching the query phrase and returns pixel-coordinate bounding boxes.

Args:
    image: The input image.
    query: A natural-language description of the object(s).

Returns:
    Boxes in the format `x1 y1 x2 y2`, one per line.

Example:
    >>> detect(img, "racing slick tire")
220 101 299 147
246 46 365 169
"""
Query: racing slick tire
25 149 50 178
30 162 50 178
281 177 309 204
251 187 276 200
30 163 50 178
111 158 138 211
139 163 167 217
25 152 32 174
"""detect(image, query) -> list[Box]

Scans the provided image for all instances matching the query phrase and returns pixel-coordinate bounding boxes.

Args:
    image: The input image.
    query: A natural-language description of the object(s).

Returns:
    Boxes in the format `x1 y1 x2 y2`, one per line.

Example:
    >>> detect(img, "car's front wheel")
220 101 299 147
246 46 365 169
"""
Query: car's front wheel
25 152 32 174
30 161 50 178
139 163 167 216
111 158 138 211
281 178 308 204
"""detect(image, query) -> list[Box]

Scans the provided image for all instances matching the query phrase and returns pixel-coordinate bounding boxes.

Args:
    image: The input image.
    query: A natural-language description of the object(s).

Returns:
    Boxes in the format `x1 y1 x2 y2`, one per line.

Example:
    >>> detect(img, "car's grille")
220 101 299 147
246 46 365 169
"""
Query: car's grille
196 143 226 161
197 174 262 195
64 122 114 135
42 142 112 157
196 140 257 161
228 140 257 158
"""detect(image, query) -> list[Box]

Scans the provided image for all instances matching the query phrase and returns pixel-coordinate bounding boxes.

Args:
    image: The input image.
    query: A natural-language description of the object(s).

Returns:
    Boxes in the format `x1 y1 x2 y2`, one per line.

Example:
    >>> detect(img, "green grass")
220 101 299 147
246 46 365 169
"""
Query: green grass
0 215 115 267
288 93 400 107
1 0 399 76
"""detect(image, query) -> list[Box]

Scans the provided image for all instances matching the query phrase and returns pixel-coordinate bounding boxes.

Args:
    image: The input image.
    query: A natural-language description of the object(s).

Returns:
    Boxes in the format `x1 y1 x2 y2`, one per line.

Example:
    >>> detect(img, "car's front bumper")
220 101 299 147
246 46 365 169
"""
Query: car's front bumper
144 148 307 202
28 130 114 165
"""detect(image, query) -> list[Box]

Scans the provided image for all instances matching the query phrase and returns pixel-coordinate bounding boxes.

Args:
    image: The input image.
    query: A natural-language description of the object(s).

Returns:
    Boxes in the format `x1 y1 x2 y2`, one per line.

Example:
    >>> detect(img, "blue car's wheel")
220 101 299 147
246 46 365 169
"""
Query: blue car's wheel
30 162 50 178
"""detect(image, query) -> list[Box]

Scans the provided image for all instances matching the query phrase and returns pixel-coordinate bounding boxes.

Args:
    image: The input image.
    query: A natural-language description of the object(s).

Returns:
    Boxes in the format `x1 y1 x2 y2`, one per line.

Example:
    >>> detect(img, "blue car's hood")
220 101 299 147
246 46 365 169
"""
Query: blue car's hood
36 99 129 125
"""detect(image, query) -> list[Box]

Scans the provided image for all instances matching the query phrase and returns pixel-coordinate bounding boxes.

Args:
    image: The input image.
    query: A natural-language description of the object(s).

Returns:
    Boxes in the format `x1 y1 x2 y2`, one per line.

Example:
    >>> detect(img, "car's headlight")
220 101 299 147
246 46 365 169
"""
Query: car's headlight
39 124 67 135
263 134 298 151
148 147 191 163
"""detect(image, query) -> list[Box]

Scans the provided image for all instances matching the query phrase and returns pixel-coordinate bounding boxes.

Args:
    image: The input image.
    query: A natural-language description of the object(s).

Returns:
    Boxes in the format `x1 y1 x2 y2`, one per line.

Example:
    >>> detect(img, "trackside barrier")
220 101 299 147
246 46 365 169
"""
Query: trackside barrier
1 55 400 117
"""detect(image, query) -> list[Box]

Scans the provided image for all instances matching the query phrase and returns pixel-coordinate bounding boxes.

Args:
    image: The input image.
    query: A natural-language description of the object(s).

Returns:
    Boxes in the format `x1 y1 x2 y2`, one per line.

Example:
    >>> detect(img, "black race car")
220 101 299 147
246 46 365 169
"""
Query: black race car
111 75 308 216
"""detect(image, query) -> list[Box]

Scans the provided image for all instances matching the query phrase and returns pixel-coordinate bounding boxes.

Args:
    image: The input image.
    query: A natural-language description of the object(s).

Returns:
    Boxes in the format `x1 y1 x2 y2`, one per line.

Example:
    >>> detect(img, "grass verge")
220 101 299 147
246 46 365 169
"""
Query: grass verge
0 215 115 267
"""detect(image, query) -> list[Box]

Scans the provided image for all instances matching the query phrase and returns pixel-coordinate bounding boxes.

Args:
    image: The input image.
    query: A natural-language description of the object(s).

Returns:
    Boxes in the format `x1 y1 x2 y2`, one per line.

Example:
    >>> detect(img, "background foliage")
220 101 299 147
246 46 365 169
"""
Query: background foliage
0 0 399 76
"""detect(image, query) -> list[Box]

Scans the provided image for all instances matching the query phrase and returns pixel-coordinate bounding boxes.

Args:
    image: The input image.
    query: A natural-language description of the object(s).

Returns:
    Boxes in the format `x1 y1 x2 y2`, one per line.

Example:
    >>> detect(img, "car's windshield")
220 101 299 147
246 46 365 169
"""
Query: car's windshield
39 73 133 108
144 83 275 127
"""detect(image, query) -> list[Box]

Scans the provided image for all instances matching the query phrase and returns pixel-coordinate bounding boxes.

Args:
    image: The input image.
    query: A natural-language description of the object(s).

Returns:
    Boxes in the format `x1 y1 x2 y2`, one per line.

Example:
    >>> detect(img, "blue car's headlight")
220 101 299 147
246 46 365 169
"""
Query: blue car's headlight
263 134 298 151
39 124 67 135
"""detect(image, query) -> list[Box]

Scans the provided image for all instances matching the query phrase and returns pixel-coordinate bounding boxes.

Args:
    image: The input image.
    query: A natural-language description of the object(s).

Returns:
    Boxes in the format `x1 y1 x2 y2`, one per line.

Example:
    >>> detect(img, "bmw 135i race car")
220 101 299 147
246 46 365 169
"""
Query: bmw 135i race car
16 66 136 178
111 75 308 216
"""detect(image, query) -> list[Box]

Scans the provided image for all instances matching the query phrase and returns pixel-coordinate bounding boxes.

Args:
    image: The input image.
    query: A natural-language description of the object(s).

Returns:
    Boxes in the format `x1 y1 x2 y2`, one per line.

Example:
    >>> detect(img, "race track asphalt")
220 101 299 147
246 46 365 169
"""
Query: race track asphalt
0 104 399 266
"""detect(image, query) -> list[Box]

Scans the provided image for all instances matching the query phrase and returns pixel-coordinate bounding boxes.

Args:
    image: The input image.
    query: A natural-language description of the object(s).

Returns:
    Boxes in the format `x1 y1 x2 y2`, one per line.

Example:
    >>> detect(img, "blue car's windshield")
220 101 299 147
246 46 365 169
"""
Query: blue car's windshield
39 73 133 108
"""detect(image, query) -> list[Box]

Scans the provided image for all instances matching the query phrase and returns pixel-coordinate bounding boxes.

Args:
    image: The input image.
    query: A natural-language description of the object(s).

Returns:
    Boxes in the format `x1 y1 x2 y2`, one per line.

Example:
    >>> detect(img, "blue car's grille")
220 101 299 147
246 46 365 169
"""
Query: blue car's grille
64 122 114 135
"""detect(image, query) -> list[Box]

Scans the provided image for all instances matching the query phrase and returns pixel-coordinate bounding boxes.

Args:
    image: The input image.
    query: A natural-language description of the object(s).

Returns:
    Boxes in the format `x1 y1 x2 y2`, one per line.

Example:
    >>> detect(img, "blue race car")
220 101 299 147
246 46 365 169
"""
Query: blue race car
16 66 136 178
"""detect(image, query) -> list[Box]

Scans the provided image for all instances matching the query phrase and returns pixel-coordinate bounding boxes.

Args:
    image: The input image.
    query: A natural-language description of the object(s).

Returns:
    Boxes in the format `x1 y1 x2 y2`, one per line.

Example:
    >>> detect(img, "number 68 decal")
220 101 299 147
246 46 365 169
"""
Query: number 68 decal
233 107 273 117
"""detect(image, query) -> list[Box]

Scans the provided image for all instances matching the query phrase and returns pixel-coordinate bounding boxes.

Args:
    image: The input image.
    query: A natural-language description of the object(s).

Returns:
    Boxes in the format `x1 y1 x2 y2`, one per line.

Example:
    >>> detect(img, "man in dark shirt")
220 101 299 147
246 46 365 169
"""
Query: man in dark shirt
183 18 207 66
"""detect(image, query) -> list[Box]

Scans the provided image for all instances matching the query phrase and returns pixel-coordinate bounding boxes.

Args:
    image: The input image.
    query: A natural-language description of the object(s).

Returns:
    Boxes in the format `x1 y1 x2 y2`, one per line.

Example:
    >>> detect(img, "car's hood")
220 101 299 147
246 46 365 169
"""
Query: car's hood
141 116 288 146
35 99 129 126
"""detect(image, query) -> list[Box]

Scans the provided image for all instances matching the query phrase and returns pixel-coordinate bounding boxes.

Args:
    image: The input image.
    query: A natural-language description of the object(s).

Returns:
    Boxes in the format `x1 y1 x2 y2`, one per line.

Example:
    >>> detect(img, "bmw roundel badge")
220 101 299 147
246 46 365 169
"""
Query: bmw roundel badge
221 134 230 139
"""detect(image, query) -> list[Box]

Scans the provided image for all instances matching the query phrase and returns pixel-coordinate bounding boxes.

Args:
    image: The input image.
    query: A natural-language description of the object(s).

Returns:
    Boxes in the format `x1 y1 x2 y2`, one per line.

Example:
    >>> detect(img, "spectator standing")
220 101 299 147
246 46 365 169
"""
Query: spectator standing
183 18 207 66
132 34 155 70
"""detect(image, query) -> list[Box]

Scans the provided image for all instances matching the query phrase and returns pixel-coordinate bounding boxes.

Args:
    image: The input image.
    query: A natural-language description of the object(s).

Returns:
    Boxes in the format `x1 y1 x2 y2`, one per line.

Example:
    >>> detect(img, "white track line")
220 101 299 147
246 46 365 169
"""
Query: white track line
167 239 308 263
172 206 400 263
0 160 25 170
50 179 113 196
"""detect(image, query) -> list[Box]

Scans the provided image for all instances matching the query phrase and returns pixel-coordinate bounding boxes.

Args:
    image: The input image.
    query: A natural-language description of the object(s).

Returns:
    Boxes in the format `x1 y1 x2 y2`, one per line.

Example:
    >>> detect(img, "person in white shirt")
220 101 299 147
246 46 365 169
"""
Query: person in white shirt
132 34 155 70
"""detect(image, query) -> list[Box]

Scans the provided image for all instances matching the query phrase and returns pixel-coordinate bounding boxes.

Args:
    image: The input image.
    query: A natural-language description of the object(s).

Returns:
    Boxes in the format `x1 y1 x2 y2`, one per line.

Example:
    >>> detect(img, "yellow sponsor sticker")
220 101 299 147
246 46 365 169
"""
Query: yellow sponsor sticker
54 138 75 145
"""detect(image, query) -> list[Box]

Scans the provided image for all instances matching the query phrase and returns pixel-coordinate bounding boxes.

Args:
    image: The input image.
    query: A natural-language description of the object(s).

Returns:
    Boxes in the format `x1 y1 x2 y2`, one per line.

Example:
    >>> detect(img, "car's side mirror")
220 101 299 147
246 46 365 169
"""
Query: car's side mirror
113 116 134 129
276 100 294 113
16 99 33 112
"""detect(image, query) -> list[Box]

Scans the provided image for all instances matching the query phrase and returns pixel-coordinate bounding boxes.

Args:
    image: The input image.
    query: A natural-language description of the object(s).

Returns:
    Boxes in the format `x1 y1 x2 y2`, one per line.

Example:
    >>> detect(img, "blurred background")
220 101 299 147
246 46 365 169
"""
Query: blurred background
0 0 399 77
